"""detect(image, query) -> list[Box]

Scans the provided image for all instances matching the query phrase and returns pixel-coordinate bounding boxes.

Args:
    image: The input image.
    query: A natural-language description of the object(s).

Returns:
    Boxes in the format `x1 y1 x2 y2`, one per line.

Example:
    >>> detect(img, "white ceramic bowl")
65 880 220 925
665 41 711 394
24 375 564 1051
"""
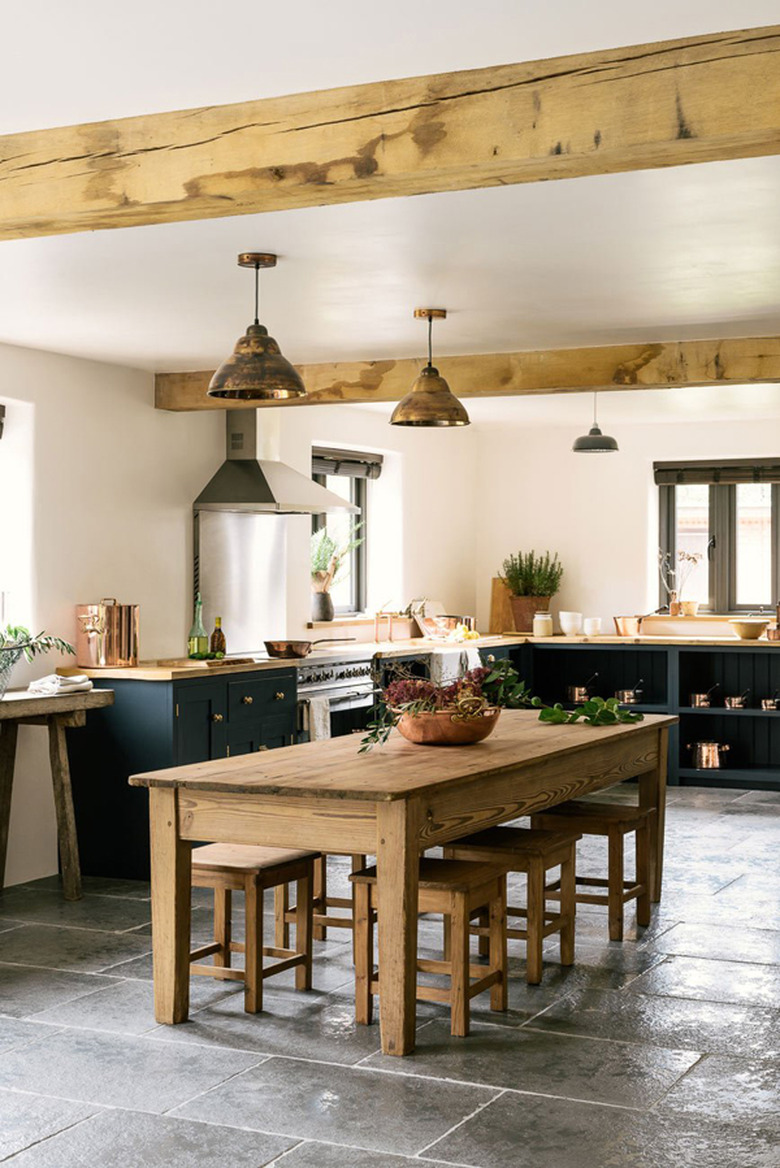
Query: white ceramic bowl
559 611 583 635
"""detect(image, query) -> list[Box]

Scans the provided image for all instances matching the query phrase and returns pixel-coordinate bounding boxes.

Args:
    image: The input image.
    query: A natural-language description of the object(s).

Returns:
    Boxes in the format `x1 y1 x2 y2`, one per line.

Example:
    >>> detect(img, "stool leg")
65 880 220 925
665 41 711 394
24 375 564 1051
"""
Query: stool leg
313 856 327 941
442 847 453 961
489 879 508 1012
350 854 366 964
607 826 625 942
636 820 651 928
354 882 374 1025
526 857 545 985
244 877 262 1014
295 870 313 991
213 887 232 968
450 892 470 1038
559 848 576 967
476 907 490 959
274 882 290 949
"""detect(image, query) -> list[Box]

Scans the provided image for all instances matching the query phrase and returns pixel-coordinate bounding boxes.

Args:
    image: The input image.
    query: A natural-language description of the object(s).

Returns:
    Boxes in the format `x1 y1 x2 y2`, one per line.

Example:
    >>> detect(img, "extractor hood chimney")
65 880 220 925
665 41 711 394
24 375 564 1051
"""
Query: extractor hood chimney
194 411 359 515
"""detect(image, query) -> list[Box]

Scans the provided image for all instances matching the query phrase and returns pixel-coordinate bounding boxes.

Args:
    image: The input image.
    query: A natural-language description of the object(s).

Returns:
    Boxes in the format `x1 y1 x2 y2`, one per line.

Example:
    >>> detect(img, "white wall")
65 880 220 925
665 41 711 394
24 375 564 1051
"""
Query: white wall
474 415 780 631
0 342 224 885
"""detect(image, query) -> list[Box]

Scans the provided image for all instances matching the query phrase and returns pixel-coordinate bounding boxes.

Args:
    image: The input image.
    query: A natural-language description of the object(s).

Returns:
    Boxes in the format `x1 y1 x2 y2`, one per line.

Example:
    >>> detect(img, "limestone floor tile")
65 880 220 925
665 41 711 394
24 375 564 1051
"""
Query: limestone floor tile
627 955 780 1007
269 1142 454 1167
732 790 780 806
0 963 120 1018
659 1053 780 1137
364 1019 699 1108
0 924 152 974
2 1108 295 1168
541 938 668 975
0 1028 264 1113
172 1055 499 1157
148 985 388 1065
650 921 780 965
525 987 780 1060
21 874 152 900
0 888 151 932
29 976 240 1035
0 1015 62 1053
427 1091 780 1168
0 1088 98 1161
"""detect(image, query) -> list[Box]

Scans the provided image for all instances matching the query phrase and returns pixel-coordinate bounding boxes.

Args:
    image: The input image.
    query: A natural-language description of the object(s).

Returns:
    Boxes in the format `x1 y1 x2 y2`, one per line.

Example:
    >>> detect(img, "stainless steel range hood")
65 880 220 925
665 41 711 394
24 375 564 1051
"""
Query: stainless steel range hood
194 411 359 514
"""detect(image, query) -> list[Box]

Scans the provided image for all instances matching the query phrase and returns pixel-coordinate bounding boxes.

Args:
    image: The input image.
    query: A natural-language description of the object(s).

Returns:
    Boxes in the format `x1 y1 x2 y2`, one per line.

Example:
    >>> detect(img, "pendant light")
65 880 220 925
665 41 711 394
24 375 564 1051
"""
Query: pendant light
208 253 307 401
572 391 619 453
390 309 470 427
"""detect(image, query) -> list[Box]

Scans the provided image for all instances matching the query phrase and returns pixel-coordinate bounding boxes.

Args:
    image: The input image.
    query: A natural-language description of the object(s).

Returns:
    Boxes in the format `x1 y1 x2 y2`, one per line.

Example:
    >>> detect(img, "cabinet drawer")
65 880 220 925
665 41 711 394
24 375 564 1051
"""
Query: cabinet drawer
227 670 296 723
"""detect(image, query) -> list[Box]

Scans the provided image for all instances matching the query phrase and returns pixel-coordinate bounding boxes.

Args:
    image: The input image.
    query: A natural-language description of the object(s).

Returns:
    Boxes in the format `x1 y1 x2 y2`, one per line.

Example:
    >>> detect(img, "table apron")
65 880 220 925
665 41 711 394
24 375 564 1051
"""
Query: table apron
419 734 659 848
177 790 378 853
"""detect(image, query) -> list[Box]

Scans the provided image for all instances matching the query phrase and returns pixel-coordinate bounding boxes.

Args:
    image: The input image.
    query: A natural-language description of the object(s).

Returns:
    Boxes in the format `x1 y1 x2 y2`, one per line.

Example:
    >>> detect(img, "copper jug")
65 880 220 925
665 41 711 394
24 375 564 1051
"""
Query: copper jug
76 598 139 667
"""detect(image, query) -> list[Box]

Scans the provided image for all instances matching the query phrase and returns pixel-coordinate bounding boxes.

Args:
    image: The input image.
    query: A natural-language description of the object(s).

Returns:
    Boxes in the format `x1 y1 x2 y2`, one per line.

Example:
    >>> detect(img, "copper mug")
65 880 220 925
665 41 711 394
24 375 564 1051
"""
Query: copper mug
687 741 730 769
690 684 720 708
724 689 750 710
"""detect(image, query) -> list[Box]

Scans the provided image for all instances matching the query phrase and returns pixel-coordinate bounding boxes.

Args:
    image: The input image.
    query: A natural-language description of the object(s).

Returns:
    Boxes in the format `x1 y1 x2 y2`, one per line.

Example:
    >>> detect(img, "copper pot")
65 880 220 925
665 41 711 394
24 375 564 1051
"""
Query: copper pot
567 673 598 703
615 678 644 704
724 689 751 710
690 684 720 708
760 693 780 711
76 599 139 668
687 741 730 769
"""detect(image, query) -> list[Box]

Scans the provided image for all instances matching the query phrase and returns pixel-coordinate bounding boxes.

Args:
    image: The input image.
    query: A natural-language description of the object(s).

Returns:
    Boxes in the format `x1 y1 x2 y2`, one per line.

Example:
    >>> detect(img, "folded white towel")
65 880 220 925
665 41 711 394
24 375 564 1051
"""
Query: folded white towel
460 646 483 674
28 674 93 696
301 695 331 741
429 651 463 687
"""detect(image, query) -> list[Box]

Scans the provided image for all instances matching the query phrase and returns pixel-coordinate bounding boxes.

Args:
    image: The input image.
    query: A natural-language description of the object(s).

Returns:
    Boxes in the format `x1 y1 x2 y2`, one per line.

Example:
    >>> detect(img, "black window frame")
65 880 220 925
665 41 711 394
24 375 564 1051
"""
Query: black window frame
659 472 780 613
312 447 381 617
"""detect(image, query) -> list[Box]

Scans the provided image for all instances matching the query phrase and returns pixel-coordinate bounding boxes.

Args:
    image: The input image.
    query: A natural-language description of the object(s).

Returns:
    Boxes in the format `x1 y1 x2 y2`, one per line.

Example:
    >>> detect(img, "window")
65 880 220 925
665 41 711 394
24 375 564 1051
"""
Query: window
657 460 780 612
312 448 382 614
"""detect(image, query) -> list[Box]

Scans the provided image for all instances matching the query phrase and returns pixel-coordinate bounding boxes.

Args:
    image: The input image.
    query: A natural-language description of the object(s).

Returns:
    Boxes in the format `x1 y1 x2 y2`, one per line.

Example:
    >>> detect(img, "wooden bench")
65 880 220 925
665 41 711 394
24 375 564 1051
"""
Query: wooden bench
350 858 508 1038
530 801 655 942
191 843 316 1013
443 826 580 983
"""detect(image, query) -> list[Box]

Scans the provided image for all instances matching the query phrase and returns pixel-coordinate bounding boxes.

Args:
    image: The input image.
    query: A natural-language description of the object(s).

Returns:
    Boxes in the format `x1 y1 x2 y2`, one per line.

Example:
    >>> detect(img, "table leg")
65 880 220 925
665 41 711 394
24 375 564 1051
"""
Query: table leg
0 722 19 893
149 787 191 1024
376 799 419 1056
639 727 668 903
48 717 82 901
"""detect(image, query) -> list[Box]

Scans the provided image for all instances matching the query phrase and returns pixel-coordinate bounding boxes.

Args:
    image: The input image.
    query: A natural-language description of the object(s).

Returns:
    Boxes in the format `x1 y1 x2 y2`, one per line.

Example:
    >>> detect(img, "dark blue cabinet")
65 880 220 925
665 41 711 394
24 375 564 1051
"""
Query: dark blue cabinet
68 668 297 880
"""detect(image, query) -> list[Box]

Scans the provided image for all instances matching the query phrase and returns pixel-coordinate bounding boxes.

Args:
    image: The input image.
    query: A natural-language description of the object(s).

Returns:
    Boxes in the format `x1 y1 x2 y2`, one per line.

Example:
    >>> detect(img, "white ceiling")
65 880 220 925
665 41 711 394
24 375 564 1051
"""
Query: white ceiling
1 0 778 402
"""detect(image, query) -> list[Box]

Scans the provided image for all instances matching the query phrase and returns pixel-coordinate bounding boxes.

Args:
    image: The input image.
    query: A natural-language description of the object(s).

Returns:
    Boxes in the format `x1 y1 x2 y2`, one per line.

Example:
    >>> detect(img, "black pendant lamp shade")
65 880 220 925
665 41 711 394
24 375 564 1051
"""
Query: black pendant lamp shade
390 309 470 427
208 254 307 402
572 392 619 453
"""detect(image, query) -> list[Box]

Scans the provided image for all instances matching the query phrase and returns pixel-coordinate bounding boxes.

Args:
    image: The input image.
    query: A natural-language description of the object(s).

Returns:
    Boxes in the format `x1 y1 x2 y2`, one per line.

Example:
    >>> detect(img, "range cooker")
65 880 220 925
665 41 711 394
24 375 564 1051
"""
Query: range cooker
296 655 379 739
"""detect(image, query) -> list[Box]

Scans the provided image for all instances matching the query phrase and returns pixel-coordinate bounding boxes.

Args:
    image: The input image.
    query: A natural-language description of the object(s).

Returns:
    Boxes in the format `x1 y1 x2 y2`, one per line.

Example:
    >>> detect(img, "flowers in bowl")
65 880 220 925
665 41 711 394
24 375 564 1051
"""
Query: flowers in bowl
360 659 536 752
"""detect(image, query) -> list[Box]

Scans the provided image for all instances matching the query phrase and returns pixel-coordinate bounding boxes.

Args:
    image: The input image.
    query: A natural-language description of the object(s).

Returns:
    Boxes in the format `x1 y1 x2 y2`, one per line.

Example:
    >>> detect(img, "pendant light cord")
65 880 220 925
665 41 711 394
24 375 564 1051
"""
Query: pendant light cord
427 313 433 368
254 262 260 326
593 390 598 428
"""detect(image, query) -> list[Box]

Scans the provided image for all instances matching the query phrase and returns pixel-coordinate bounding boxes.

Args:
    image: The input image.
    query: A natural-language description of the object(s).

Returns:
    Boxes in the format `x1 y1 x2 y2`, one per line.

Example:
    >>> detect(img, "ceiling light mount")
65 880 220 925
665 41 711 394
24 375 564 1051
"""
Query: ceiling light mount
390 307 470 427
207 252 306 402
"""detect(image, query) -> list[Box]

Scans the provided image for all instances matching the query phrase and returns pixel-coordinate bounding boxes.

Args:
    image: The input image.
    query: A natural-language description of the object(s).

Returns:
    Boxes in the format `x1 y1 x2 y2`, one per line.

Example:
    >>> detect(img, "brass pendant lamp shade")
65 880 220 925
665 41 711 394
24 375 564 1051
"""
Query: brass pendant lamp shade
208 253 307 401
572 392 619 453
390 309 470 427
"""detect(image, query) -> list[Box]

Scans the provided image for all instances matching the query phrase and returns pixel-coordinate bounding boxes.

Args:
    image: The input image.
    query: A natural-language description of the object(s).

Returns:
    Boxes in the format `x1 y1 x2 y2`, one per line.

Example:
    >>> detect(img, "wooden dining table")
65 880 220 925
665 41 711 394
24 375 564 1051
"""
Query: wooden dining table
130 710 674 1056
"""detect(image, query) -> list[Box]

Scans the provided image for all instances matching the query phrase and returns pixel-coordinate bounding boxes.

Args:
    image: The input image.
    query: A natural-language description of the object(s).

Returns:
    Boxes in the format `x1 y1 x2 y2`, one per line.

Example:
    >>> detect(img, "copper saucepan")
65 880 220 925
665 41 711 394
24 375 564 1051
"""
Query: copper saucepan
264 638 356 659
724 689 751 710
690 684 720 708
567 673 599 703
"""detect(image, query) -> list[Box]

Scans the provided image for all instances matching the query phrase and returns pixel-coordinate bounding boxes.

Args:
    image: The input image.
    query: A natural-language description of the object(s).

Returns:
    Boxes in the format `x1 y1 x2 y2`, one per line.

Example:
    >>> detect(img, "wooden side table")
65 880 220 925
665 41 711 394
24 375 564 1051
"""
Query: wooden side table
0 689 114 900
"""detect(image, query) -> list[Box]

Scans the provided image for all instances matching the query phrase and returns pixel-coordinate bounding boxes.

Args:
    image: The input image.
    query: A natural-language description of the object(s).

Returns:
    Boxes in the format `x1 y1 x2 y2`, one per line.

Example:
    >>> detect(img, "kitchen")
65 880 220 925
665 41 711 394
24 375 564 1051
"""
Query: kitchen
1 4 779 1166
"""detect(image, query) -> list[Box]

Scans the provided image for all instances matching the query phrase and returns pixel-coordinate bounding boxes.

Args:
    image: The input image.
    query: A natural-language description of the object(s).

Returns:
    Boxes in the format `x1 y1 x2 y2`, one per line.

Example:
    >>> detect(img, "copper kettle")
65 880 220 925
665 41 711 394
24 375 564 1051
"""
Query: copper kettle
687 741 730 769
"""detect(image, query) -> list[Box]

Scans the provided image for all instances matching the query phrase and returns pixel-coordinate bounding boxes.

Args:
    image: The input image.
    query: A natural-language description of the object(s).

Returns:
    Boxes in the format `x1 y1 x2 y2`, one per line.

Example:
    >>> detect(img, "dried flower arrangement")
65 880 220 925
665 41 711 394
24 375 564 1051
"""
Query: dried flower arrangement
658 548 704 609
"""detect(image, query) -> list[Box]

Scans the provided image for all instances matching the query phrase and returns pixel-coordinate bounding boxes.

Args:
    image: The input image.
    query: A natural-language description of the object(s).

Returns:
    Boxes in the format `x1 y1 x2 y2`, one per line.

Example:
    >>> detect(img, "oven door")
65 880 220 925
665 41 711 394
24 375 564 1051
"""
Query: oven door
297 684 379 741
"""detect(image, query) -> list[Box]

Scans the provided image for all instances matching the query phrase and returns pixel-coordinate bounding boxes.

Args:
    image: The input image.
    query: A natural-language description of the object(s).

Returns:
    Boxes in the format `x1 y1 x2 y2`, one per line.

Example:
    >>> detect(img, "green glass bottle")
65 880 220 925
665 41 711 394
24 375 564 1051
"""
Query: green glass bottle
188 592 209 657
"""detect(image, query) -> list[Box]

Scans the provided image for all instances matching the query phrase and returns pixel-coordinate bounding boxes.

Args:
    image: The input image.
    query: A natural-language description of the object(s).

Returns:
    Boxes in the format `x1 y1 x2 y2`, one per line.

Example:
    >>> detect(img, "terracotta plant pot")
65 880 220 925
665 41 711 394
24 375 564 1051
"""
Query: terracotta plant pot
509 595 550 633
394 707 501 746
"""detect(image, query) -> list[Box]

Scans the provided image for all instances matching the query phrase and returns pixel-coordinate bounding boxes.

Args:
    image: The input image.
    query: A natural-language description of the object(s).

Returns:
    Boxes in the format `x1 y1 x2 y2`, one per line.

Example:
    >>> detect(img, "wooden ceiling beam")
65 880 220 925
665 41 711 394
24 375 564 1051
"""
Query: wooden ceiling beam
154 336 780 411
1 26 779 241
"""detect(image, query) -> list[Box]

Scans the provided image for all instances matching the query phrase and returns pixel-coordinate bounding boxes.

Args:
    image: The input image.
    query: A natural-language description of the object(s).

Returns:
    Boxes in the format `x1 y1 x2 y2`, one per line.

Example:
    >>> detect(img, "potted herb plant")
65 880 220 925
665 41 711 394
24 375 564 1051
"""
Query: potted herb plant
310 525 363 622
0 625 75 699
499 550 564 633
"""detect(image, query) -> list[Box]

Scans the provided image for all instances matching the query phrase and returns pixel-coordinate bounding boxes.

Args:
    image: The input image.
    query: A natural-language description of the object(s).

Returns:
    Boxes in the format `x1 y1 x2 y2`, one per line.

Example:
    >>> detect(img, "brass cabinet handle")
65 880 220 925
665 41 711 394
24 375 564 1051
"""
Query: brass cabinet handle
211 713 224 723
242 695 254 705
275 691 285 701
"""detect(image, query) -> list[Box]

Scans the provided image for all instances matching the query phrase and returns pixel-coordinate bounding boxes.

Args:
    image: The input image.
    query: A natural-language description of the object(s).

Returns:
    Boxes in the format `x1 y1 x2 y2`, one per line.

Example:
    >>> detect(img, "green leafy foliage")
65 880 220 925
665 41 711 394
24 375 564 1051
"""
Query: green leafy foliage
311 523 364 590
535 695 645 727
0 625 75 664
499 550 563 597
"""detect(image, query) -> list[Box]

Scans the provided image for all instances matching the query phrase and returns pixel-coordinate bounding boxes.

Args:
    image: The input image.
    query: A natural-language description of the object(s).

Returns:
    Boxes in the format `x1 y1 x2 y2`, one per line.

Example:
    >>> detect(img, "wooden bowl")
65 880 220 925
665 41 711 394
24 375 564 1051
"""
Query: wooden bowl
729 619 769 640
395 707 501 746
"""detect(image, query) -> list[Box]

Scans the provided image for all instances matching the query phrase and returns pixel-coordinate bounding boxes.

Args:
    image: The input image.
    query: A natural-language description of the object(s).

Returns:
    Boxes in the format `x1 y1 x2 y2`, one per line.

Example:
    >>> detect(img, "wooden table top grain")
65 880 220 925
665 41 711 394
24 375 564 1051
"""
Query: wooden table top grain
130 710 677 802
0 688 114 720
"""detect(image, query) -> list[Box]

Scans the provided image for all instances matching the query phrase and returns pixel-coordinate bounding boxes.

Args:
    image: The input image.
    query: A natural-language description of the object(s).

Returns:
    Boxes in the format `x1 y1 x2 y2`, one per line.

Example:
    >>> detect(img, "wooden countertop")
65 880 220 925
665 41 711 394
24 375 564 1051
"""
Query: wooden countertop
0 688 114 719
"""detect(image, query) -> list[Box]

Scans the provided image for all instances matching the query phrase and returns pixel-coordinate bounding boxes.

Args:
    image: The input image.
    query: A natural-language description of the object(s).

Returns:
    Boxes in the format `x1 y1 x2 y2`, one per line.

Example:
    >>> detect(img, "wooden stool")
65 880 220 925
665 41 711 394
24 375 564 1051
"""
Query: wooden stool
530 801 655 942
350 859 508 1038
443 827 580 984
275 852 367 947
191 844 316 1013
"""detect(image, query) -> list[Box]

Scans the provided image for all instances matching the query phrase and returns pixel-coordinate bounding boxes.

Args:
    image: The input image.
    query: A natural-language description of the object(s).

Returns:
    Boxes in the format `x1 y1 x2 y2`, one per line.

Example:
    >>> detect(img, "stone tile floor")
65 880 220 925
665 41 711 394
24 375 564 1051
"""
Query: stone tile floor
0 785 778 1167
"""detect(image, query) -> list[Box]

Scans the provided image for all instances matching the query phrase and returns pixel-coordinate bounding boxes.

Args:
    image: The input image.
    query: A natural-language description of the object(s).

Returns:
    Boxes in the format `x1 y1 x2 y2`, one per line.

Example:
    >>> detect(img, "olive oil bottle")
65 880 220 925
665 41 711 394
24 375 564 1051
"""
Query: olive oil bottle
210 616 226 656
187 592 209 657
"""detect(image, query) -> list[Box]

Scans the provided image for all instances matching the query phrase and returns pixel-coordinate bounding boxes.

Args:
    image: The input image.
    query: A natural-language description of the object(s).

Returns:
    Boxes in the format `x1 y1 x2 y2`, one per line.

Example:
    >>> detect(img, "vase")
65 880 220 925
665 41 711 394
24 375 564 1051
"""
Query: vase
311 592 335 622
509 595 550 633
394 707 501 746
0 648 21 699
